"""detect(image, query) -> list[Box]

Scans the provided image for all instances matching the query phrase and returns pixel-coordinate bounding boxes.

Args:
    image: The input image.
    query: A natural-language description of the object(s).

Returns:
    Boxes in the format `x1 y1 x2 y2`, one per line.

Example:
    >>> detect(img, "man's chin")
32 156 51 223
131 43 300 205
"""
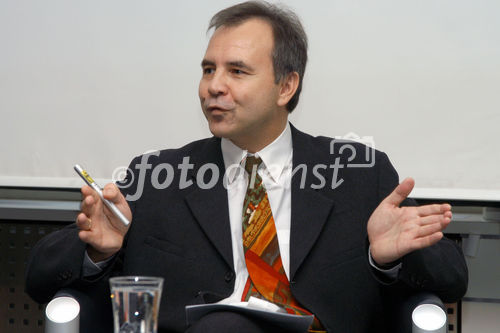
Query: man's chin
207 123 235 139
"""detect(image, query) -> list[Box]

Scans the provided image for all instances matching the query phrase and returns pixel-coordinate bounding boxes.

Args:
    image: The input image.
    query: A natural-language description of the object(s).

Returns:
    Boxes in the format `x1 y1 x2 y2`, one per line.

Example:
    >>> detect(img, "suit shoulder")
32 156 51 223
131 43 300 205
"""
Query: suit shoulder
291 125 390 166
309 134 387 162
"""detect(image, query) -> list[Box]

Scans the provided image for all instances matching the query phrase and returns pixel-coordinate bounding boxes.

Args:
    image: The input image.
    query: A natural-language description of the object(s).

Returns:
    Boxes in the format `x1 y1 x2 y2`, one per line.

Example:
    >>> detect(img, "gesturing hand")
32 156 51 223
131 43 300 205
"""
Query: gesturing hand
75 183 132 262
367 178 452 266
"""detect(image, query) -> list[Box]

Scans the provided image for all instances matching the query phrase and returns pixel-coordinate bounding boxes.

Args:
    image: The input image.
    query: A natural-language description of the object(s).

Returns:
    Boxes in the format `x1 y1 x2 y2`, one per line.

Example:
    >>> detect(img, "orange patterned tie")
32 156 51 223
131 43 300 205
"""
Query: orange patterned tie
241 156 324 332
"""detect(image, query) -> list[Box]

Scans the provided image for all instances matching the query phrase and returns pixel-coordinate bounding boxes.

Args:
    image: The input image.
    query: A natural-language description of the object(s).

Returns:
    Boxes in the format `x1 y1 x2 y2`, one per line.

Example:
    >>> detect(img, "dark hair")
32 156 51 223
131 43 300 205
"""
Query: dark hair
208 1 308 112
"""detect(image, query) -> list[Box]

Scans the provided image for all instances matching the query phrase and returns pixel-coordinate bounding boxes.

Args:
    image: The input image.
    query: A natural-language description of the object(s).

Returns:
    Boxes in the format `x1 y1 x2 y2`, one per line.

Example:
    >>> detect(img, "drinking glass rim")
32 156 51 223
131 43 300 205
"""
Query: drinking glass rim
109 276 164 285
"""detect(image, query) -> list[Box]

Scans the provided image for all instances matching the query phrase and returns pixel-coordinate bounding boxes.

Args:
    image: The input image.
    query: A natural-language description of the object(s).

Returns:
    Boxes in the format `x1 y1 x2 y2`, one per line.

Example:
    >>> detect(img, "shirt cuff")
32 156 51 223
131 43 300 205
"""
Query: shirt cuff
82 250 115 277
368 246 402 280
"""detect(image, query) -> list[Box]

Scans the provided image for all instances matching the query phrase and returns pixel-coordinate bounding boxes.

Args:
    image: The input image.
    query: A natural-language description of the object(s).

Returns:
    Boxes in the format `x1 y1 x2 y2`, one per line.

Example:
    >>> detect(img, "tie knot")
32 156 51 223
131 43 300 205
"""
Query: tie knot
244 156 262 175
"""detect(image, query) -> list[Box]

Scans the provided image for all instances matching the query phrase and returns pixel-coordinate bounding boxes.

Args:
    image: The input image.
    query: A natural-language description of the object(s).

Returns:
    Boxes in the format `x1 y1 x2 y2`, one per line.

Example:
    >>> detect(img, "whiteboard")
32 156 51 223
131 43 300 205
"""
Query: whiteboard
1 0 499 198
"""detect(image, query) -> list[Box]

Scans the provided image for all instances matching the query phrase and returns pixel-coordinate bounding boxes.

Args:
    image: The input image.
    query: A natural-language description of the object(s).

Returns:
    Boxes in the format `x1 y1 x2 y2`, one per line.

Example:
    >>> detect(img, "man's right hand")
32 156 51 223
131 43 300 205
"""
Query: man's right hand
76 183 132 262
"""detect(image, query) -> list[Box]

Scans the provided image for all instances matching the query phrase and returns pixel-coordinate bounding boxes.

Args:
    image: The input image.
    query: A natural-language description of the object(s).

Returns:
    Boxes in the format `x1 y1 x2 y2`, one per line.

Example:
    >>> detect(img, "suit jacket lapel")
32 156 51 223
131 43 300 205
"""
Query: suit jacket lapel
289 125 335 281
184 137 234 270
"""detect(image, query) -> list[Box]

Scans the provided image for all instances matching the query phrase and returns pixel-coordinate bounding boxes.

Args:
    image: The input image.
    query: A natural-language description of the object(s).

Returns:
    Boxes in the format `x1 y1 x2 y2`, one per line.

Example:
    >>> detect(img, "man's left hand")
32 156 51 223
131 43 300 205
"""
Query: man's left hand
367 177 452 266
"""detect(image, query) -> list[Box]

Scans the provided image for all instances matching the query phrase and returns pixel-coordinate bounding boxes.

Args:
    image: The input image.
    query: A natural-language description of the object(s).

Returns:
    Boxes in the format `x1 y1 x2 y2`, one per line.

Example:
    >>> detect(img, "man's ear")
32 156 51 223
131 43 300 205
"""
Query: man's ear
277 72 300 108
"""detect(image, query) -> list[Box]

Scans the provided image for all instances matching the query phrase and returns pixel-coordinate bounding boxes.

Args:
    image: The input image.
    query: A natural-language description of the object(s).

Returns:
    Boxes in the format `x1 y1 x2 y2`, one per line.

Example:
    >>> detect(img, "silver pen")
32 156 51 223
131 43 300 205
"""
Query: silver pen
74 164 130 226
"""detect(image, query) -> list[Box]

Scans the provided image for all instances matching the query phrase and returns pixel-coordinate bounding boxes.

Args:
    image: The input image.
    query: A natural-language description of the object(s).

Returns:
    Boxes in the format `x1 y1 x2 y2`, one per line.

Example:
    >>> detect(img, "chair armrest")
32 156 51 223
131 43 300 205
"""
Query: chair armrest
52 287 113 333
391 292 447 333
410 293 447 333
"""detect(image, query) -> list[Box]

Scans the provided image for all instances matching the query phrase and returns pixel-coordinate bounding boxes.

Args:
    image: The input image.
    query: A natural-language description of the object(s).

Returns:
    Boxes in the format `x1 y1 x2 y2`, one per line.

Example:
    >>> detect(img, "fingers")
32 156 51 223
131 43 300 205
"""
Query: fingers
417 213 451 227
102 183 122 203
81 183 125 217
78 227 94 244
78 186 99 244
410 232 444 251
76 213 93 231
81 185 97 199
415 221 446 237
78 186 103 240
101 183 131 222
405 218 448 252
401 223 445 254
79 183 131 235
384 177 415 206
417 203 452 217
80 185 100 215
80 192 99 221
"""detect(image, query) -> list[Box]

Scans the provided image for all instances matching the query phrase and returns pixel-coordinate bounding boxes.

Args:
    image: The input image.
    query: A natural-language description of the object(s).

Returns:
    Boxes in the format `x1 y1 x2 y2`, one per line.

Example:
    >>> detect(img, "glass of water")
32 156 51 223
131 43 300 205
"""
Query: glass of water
109 276 164 333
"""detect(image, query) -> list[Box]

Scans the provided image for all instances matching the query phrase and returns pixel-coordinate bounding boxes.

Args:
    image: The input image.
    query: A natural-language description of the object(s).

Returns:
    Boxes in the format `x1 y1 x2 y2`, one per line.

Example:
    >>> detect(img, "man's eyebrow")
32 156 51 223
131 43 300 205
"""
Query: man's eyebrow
227 61 254 72
201 59 215 68
200 59 254 72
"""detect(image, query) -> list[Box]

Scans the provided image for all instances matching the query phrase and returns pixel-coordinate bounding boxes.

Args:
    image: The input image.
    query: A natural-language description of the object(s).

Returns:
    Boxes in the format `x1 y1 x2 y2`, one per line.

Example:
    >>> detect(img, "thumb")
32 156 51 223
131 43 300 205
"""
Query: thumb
384 177 415 207
102 183 132 224
102 183 125 205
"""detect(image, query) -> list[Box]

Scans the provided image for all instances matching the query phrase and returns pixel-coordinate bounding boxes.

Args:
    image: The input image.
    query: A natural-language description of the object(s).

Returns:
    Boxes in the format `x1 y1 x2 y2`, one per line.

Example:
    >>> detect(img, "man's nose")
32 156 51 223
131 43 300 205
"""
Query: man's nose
207 71 228 96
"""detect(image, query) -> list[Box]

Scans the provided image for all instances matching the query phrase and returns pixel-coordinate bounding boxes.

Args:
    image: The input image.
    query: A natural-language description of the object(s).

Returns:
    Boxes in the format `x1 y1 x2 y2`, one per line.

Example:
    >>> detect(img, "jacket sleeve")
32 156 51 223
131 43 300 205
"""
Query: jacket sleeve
24 157 141 304
25 224 87 303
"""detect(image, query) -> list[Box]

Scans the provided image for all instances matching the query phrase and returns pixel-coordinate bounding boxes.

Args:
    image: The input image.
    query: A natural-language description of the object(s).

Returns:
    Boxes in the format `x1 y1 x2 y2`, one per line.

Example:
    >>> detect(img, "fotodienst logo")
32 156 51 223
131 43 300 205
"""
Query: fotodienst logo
330 132 375 168
111 133 377 200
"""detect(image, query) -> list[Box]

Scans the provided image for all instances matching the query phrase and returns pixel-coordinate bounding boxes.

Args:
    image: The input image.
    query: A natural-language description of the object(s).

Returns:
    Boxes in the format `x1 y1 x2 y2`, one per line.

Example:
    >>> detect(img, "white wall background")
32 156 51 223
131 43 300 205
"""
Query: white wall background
1 0 499 193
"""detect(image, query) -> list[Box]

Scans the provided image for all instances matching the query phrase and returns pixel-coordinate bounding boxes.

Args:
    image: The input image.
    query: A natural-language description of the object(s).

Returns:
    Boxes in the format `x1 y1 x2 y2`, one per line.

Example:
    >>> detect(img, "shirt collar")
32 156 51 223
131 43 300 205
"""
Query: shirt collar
221 122 293 184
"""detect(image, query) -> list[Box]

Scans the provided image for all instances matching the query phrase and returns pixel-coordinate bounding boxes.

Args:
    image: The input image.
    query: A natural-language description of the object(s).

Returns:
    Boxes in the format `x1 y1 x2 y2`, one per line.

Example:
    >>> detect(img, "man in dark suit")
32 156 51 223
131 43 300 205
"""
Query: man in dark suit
26 2 467 332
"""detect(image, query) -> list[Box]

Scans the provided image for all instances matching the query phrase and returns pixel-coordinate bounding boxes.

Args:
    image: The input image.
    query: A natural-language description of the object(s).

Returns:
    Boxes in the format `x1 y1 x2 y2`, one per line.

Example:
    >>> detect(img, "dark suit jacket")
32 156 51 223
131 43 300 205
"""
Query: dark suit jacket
25 125 468 332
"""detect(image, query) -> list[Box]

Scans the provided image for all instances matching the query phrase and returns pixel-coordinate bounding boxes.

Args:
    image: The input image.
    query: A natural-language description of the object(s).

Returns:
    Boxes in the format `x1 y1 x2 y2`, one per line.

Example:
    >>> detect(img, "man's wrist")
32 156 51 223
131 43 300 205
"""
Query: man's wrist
374 257 402 270
368 242 402 268
368 246 402 280
87 246 117 263
83 248 116 277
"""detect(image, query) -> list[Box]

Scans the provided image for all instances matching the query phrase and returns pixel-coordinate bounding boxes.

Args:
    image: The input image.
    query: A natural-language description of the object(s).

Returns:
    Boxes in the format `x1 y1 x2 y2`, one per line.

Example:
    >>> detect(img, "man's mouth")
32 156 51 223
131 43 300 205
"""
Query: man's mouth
207 105 228 113
204 99 235 113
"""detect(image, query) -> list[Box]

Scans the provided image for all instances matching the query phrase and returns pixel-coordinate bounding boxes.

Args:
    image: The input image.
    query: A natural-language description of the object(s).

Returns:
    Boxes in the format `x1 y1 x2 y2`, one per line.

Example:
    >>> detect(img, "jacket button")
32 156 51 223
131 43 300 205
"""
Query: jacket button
59 270 72 280
224 271 234 283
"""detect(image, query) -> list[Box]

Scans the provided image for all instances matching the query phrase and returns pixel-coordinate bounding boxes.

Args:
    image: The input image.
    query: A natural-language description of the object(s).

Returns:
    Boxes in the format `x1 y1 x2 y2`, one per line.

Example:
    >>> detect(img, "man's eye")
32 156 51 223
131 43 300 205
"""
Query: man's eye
203 68 214 74
231 69 245 75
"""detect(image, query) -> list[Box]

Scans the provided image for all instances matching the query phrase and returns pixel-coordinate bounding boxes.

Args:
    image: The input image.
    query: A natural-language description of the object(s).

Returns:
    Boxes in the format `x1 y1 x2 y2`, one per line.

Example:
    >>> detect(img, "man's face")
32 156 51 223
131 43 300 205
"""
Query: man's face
199 18 287 152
